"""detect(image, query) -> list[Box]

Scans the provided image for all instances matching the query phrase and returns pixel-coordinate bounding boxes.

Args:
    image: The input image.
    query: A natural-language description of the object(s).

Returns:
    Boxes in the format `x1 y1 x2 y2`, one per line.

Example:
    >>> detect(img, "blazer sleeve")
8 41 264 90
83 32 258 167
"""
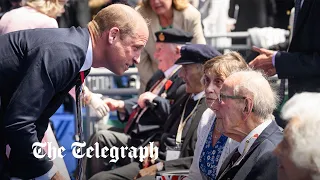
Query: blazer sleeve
275 51 320 78
244 152 278 180
4 46 83 178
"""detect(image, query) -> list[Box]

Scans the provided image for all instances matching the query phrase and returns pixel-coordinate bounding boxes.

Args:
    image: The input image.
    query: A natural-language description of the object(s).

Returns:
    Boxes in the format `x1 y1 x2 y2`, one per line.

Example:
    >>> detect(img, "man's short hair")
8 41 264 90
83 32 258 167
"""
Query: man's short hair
230 70 278 120
281 92 320 179
88 4 147 39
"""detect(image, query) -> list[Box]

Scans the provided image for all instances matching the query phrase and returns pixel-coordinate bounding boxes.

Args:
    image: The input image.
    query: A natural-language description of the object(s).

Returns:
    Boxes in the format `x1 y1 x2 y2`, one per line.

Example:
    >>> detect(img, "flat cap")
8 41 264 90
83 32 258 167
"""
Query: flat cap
175 44 222 65
155 28 193 44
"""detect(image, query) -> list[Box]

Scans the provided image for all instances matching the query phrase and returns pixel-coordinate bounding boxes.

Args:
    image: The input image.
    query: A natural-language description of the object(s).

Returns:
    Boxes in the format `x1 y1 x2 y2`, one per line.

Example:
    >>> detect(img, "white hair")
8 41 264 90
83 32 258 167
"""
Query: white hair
281 92 320 179
231 70 278 120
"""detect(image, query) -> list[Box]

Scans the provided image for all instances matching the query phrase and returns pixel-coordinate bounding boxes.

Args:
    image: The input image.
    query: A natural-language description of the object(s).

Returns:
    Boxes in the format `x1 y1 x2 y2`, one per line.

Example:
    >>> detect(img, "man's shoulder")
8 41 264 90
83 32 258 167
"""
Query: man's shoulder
24 27 89 53
254 123 283 155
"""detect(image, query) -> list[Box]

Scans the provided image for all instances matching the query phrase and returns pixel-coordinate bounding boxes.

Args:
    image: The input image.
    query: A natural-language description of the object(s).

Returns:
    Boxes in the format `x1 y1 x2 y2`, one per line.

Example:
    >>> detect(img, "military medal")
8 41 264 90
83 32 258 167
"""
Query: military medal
161 80 173 98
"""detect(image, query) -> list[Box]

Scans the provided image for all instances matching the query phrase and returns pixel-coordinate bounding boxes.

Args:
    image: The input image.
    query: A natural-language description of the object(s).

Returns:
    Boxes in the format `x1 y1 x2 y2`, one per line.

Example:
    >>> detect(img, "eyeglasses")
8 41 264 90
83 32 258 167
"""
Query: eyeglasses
217 93 246 104
215 92 255 112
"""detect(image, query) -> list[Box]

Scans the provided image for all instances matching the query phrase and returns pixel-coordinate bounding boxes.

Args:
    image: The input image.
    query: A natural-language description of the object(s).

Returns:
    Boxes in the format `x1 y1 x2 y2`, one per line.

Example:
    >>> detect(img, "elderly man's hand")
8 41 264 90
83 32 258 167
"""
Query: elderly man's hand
134 164 158 179
138 92 157 109
103 98 125 112
249 46 276 76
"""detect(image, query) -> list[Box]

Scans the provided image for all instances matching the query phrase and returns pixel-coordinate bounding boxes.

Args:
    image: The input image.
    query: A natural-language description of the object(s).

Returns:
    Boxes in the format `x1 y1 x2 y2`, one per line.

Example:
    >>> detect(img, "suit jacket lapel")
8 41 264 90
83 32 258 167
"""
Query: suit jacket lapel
217 121 280 180
145 70 164 91
159 69 180 96
293 0 313 38
180 98 207 155
163 93 190 133
217 148 237 179
241 121 280 160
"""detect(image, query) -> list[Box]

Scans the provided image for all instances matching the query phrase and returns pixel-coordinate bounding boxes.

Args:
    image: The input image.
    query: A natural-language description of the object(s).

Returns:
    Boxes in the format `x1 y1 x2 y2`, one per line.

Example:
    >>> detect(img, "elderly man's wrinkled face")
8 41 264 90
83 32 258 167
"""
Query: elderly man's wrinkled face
103 26 148 75
149 0 172 15
273 118 311 180
179 64 203 93
211 78 244 138
154 43 176 72
202 72 225 108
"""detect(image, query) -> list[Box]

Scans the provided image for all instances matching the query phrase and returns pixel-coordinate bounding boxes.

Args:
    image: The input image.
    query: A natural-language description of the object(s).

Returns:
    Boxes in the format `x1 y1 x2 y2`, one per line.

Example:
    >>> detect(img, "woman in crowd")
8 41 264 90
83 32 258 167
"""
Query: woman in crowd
187 52 248 179
135 0 206 93
0 0 66 34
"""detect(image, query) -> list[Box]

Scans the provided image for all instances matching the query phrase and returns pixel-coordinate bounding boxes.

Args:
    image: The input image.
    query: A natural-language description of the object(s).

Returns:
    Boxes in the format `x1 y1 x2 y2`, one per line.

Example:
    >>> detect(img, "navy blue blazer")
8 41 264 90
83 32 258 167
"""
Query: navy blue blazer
275 0 320 98
0 27 90 178
217 120 283 180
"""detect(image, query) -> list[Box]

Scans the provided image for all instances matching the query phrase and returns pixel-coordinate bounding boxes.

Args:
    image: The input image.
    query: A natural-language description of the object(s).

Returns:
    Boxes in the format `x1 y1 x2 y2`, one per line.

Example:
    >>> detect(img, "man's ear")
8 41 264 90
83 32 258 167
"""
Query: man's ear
243 98 254 115
176 45 182 55
107 27 120 44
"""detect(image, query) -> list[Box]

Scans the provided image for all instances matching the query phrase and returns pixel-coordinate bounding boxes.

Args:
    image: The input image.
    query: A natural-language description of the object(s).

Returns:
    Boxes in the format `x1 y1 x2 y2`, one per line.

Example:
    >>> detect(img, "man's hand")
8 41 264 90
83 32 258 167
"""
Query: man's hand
249 46 277 76
138 92 157 109
51 172 65 180
134 164 158 179
103 98 125 112
89 93 110 118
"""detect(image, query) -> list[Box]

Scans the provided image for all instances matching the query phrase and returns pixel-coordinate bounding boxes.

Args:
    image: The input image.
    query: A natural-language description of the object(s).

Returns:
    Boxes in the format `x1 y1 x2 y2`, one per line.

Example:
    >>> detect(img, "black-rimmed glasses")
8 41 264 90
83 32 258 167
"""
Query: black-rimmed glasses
217 93 246 104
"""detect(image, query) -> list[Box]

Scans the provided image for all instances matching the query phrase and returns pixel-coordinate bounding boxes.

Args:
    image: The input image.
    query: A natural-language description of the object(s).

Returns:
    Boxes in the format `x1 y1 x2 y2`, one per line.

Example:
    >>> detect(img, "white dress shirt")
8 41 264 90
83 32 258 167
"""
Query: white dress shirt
235 119 272 165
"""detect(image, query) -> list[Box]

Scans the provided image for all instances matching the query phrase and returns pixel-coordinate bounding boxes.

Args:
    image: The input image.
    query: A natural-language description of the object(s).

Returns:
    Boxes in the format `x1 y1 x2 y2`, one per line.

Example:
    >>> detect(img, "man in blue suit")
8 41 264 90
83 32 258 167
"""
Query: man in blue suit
0 4 149 179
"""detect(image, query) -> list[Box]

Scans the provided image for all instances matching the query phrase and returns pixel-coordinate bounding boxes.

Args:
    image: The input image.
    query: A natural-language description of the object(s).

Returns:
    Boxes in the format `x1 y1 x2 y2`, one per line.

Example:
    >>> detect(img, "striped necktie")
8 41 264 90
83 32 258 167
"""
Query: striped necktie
75 71 85 180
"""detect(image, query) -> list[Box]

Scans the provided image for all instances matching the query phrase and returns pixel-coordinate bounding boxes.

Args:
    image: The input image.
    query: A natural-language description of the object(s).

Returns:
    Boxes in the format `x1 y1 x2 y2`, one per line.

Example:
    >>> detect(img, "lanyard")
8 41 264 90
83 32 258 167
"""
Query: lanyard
233 133 259 167
75 71 85 180
175 94 203 145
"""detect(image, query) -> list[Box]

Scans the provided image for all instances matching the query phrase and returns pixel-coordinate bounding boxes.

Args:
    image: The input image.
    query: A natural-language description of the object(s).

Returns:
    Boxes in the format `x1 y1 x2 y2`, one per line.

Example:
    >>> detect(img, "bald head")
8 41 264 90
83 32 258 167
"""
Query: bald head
88 4 148 39
226 70 278 120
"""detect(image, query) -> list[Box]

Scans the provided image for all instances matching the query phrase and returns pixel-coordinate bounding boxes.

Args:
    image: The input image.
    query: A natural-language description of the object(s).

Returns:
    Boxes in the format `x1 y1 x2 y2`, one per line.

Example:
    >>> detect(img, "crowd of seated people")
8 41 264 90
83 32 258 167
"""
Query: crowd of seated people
83 26 320 180
83 27 320 180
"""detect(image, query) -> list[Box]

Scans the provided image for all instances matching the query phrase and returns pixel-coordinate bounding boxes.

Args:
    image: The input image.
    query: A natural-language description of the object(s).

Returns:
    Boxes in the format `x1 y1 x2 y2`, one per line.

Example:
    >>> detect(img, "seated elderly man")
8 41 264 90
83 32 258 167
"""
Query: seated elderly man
86 28 192 178
274 92 320 180
212 70 283 180
89 44 221 180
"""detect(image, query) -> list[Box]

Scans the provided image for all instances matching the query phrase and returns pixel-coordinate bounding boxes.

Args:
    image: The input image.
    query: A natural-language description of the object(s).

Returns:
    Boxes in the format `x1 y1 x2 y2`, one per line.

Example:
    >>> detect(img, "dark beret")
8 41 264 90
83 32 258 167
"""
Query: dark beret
155 28 193 44
175 44 222 65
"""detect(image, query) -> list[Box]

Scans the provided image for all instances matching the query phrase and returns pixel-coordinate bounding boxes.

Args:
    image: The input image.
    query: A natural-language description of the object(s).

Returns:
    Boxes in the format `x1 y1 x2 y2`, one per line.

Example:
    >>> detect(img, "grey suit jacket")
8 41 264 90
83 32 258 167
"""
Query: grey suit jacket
0 27 90 178
217 120 283 180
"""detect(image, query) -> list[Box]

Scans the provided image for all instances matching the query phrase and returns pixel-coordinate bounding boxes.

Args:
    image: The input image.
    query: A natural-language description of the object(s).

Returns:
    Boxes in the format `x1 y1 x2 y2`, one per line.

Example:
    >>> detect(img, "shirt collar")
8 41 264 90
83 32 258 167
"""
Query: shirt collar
238 119 272 155
192 91 205 101
164 64 179 78
80 37 93 72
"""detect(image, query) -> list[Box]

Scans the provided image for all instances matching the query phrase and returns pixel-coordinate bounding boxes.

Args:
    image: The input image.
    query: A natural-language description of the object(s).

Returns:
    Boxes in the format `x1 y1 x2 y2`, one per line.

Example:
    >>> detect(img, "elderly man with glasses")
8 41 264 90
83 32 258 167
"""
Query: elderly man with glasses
211 70 283 180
